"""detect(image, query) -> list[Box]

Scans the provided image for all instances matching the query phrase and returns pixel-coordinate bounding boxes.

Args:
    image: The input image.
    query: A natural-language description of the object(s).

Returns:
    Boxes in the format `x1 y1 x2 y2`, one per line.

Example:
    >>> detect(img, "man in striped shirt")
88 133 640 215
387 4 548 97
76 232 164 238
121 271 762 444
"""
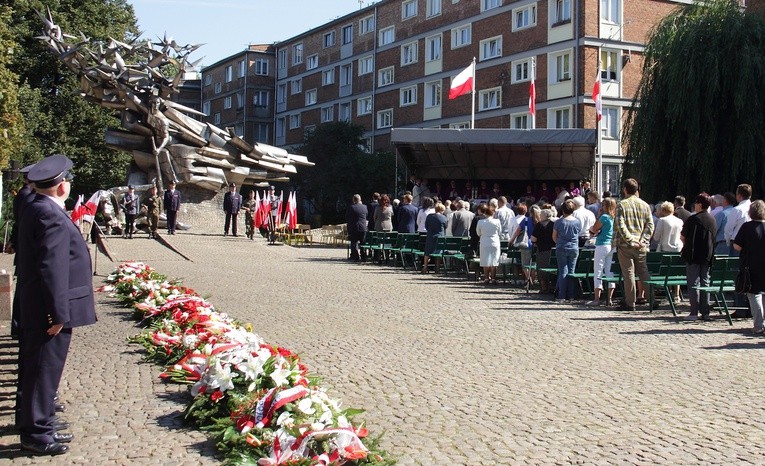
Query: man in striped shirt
614 178 655 311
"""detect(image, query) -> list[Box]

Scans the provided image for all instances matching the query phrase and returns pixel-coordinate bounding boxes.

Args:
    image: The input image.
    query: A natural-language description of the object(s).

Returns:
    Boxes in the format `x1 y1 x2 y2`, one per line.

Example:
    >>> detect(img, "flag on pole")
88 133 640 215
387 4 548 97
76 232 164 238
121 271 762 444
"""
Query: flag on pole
592 77 602 121
448 62 475 100
70 194 84 223
288 192 298 229
528 77 536 118
260 190 270 228
276 191 284 227
75 190 106 223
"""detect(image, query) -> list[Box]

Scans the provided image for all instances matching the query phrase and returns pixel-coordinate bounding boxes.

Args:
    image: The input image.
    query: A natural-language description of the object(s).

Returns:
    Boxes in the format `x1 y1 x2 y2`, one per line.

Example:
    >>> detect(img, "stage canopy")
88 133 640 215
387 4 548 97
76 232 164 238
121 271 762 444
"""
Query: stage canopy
391 128 597 181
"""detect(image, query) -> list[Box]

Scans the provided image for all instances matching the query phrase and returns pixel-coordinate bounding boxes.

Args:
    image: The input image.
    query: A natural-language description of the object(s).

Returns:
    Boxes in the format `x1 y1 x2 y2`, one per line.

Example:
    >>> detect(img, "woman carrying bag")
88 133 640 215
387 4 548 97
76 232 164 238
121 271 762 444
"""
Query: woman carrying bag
733 200 765 334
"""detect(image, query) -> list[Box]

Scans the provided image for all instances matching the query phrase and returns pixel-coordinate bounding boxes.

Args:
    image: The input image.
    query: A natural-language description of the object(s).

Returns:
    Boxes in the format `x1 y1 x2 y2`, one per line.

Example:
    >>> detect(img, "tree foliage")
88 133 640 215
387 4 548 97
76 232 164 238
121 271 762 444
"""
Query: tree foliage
624 0 765 201
0 6 25 173
294 122 398 224
0 0 139 193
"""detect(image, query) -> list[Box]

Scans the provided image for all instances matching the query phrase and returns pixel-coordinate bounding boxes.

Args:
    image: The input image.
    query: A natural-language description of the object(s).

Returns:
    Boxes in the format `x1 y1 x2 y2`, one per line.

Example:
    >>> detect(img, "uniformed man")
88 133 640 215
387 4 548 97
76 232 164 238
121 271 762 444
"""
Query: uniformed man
16 154 97 456
163 180 181 234
143 185 162 239
267 186 279 244
120 185 139 239
242 189 258 240
222 182 242 237
7 162 37 338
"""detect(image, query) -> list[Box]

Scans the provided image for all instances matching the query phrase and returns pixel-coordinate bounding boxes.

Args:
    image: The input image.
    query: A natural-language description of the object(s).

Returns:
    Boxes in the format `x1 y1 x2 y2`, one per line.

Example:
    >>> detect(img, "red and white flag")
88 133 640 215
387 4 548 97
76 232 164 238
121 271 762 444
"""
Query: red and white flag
448 62 474 100
73 190 105 223
528 77 536 118
70 194 84 223
592 77 602 121
287 192 298 229
276 191 284 227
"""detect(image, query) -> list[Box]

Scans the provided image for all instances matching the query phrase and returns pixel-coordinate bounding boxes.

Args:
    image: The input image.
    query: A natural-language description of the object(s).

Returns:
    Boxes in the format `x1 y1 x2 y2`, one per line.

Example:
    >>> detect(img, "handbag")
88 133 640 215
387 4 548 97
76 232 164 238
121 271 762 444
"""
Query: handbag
513 223 530 249
735 266 752 294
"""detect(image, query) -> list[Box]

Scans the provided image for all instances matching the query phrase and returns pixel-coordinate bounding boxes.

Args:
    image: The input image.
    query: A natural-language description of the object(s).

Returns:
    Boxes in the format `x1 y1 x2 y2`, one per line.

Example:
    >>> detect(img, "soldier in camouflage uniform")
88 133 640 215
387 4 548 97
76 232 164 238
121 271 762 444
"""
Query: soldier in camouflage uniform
143 185 162 239
242 189 258 240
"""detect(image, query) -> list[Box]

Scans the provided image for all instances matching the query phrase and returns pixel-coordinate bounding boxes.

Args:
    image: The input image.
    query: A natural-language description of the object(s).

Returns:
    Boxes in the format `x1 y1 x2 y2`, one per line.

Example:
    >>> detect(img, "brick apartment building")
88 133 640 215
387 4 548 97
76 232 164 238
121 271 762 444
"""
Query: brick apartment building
202 0 759 193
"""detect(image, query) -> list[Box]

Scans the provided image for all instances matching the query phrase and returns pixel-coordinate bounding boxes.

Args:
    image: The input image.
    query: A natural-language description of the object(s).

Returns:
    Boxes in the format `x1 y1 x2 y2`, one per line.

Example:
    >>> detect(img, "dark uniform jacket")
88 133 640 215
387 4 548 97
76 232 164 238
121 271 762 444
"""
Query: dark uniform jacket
121 192 139 215
346 203 368 234
16 194 97 330
223 191 243 214
164 189 181 211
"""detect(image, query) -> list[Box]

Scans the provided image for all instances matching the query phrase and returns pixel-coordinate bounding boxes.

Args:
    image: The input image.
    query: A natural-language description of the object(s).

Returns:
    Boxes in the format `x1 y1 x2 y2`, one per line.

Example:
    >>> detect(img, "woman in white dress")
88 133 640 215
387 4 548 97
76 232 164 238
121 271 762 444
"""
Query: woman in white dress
653 201 685 302
476 204 502 284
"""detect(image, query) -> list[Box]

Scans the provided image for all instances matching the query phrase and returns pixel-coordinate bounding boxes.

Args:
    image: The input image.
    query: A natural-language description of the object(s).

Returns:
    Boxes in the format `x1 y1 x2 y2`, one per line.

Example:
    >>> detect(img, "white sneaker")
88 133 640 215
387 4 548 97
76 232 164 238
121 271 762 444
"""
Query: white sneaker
684 314 698 321
585 300 600 307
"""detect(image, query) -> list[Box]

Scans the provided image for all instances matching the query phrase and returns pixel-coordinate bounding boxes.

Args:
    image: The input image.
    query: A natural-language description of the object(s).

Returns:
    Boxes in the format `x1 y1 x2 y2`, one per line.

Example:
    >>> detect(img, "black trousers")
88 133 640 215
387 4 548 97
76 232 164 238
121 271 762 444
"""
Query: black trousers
349 230 367 260
18 327 71 444
224 213 238 235
125 213 135 236
166 210 177 232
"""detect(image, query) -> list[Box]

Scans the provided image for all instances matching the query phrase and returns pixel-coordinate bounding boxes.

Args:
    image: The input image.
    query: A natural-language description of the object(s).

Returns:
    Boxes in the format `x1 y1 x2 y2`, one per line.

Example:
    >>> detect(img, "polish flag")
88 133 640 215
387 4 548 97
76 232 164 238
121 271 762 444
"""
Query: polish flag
254 190 261 227
528 77 536 118
70 194 84 223
260 191 270 228
276 191 284 227
592 78 602 121
286 192 298 229
448 63 474 100
73 190 105 223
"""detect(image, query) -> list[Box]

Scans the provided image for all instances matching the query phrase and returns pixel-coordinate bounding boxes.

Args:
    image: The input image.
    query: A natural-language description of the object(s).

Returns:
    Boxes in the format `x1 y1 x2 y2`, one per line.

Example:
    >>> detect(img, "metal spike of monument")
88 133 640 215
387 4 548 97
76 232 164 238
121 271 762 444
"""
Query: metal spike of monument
36 9 313 193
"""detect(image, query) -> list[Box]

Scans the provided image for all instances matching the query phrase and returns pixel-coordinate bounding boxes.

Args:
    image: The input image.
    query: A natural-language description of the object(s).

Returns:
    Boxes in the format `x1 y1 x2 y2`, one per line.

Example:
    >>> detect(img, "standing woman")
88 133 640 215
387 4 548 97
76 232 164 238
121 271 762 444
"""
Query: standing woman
422 203 447 273
531 208 556 294
552 199 582 301
588 197 617 306
477 204 502 284
374 194 394 232
733 200 765 333
510 203 540 289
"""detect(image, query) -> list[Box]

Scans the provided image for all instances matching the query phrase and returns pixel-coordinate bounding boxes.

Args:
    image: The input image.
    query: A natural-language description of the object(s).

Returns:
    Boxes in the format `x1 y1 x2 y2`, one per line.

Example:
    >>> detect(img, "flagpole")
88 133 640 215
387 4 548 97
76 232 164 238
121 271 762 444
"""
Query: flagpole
596 59 603 194
470 57 476 129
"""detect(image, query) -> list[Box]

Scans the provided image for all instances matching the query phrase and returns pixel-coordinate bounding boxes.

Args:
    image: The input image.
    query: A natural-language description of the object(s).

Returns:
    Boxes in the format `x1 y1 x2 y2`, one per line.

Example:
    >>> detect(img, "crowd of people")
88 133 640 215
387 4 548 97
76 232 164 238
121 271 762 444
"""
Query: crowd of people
346 178 765 335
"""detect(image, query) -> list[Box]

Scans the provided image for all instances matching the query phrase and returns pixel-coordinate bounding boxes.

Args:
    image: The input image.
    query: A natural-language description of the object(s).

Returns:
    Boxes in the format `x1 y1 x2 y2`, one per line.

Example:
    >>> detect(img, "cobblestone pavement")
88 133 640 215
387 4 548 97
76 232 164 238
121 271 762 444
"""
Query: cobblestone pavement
2 232 765 464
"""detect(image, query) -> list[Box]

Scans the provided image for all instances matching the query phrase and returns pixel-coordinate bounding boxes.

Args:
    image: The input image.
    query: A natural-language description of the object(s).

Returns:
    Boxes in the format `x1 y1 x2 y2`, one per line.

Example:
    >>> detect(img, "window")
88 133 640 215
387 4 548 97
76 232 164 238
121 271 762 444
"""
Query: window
402 0 417 20
401 85 417 106
223 96 232 109
554 107 570 128
342 25 353 45
213 112 220 125
276 118 285 138
424 81 441 108
479 87 501 110
554 0 571 24
202 101 210 114
513 4 537 30
450 122 470 129
307 54 318 70
359 15 375 35
278 49 287 68
255 59 269 76
255 123 269 142
305 89 317 106
452 25 472 49
481 0 501 11
225 65 233 82
401 41 418 66
602 106 619 139
277 84 286 104
321 106 334 122
601 50 618 81
358 55 374 75
377 109 393 128
238 60 246 78
425 34 442 61
379 26 395 46
236 92 244 108
357 97 372 115
289 114 301 129
553 51 571 82
427 0 442 17
480 36 502 61
204 74 212 86
291 79 302 94
292 43 303 65
601 0 619 23
512 59 531 83
513 114 529 129
234 124 243 137
254 90 270 107
214 82 222 94
323 31 336 47
339 102 351 122
340 64 353 86
322 69 335 85
378 67 394 87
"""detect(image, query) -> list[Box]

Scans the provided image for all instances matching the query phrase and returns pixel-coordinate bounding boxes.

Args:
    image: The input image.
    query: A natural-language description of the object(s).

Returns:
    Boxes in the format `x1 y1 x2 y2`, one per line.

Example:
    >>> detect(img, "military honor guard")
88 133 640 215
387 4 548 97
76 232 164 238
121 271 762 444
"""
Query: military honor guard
120 184 139 239
15 154 97 456
163 180 181 234
223 182 242 237
143 185 162 239
243 189 258 240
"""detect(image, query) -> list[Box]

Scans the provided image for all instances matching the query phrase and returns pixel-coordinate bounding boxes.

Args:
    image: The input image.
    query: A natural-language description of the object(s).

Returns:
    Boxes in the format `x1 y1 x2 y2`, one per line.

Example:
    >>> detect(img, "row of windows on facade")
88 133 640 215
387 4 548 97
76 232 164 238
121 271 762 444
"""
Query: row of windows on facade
281 0 620 69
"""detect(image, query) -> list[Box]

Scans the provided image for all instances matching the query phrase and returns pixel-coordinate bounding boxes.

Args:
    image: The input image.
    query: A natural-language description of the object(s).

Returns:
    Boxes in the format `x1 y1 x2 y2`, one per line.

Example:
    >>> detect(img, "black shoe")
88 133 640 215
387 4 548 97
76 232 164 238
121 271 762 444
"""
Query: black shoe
21 441 69 456
55 403 65 413
52 432 73 443
635 298 648 305
616 304 636 312
224 232 228 236
701 314 713 322
51 420 70 431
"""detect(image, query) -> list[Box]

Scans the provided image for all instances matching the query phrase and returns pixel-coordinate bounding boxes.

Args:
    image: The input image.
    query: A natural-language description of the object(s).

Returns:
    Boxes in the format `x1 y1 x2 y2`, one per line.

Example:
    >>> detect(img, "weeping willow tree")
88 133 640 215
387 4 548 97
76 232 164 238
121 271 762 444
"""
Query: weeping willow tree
624 0 765 201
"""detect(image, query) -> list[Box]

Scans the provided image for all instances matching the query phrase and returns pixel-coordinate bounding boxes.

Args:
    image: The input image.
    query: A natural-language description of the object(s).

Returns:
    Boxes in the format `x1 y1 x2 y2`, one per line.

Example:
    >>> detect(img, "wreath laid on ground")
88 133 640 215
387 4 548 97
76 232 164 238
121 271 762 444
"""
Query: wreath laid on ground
99 262 392 465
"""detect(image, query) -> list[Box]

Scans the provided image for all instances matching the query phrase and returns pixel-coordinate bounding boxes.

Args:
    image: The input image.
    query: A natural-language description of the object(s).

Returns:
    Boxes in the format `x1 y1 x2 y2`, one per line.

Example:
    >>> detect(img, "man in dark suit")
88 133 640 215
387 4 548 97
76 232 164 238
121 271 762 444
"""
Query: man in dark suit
346 194 368 261
222 182 242 237
7 163 37 339
163 180 181 234
16 154 97 456
396 194 418 234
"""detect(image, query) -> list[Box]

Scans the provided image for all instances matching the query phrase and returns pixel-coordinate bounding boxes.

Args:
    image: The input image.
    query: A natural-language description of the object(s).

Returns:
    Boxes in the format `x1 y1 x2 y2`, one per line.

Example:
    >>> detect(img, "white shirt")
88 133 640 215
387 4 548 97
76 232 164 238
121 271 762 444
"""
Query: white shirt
495 205 513 239
572 206 597 238
653 214 684 252
416 207 435 233
724 199 751 244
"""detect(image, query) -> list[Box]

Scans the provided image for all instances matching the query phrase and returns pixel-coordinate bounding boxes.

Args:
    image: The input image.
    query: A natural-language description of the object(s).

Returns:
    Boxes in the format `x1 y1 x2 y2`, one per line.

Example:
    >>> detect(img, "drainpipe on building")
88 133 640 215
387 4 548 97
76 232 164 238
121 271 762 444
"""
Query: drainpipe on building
574 0 581 128
370 5 378 153
243 50 248 143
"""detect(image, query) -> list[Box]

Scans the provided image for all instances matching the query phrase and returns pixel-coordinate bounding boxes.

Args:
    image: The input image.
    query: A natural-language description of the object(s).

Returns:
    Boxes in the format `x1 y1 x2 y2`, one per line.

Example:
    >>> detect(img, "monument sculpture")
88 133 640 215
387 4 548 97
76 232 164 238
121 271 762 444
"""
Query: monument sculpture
36 9 312 194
